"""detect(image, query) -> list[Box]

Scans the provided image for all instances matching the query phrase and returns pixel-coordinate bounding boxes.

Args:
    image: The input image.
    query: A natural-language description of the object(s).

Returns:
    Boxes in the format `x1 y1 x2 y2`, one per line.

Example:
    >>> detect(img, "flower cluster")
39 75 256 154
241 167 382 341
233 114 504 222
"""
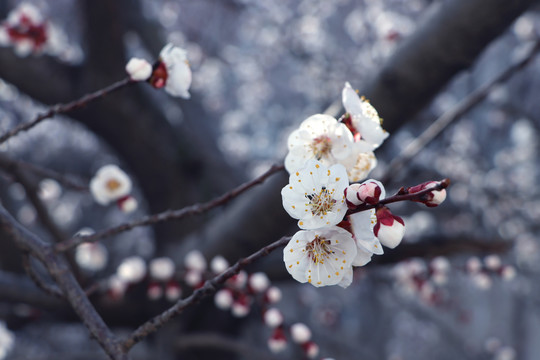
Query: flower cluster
465 255 516 290
90 165 138 213
285 82 387 182
282 83 402 288
125 43 192 98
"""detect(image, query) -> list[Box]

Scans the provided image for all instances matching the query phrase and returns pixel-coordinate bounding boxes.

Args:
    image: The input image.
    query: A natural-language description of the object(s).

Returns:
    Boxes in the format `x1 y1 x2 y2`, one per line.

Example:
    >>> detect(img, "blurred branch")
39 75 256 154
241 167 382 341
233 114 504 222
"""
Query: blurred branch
0 154 87 191
329 0 540 132
0 270 63 309
123 235 290 350
0 78 132 144
175 333 280 360
381 37 540 183
56 163 285 252
22 253 63 298
0 205 126 360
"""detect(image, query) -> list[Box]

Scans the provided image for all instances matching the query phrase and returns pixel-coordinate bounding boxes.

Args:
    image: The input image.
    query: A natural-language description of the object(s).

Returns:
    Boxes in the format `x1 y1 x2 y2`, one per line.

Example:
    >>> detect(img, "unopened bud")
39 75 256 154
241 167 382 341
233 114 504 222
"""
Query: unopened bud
264 308 284 328
249 272 270 293
214 289 233 310
408 181 446 207
126 58 153 81
374 207 405 249
290 323 311 343
268 328 287 353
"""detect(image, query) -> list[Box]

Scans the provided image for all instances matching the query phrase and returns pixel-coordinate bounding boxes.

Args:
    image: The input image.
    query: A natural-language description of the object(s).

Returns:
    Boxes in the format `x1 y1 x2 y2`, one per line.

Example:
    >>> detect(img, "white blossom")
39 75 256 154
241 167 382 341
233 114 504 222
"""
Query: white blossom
184 249 207 271
285 114 354 174
118 196 138 213
282 160 348 229
90 165 132 206
214 289 233 310
264 308 284 328
283 226 357 288
265 286 282 303
349 210 383 258
342 82 389 150
149 257 175 281
249 272 270 293
75 242 108 272
210 255 229 274
290 323 311 343
117 256 146 283
151 43 192 98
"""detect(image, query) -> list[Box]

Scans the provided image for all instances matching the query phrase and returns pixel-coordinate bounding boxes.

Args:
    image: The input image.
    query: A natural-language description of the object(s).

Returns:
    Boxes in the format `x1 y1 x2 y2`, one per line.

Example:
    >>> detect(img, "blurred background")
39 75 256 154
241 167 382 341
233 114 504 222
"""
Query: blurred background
0 0 539 359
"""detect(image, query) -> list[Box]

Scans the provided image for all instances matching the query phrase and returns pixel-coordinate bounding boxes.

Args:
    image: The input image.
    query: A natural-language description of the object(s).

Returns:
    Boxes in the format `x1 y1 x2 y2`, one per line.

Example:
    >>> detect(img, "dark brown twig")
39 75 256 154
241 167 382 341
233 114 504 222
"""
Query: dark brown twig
122 235 291 350
0 77 133 144
380 38 540 184
347 178 450 215
56 163 285 252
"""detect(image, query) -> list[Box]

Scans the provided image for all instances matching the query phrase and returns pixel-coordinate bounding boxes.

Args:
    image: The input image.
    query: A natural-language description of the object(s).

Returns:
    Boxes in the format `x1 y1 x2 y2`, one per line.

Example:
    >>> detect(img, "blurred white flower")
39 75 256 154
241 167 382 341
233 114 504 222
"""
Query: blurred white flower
184 249 207 271
263 308 284 328
117 256 146 283
0 321 14 359
90 165 132 206
150 43 192 98
249 272 270 293
283 226 357 288
75 242 108 272
282 160 348 229
265 286 282 303
149 257 175 281
290 322 311 343
210 255 229 274
125 58 152 81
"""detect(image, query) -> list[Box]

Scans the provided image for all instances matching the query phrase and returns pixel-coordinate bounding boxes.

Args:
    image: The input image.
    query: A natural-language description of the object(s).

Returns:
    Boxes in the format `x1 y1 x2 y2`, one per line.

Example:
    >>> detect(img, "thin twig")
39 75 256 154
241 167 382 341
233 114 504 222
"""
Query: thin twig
123 235 291 350
380 38 540 184
22 253 64 298
0 77 133 144
347 178 450 215
56 163 285 252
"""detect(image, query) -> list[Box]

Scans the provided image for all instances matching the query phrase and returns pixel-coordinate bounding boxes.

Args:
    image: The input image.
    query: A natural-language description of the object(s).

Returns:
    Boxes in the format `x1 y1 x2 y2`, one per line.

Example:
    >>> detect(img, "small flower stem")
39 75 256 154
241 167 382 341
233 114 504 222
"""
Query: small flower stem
347 178 450 216
0 77 133 145
122 235 291 351
55 163 285 252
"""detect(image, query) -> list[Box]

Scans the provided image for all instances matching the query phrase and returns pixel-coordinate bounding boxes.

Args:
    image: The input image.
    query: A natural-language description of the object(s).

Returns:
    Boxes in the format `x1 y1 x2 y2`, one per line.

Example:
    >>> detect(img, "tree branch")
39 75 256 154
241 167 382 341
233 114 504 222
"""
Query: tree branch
123 236 291 350
0 78 132 144
0 205 127 360
56 163 285 252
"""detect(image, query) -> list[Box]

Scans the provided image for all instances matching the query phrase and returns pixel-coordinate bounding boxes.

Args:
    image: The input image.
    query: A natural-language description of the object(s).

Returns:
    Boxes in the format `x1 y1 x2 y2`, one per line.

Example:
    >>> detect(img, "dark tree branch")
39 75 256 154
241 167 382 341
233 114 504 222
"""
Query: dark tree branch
0 153 88 191
0 205 127 360
56 163 284 252
123 236 291 351
341 0 540 133
0 78 132 144
381 37 540 183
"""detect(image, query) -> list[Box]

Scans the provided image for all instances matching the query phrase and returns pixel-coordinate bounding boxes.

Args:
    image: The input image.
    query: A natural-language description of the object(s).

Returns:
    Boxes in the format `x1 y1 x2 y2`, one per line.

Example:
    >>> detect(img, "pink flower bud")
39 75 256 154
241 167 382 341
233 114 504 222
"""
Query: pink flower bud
268 328 287 353
165 280 182 302
408 181 446 207
374 207 405 249
147 282 163 300
117 196 138 213
303 341 320 359
345 180 384 207
231 294 251 317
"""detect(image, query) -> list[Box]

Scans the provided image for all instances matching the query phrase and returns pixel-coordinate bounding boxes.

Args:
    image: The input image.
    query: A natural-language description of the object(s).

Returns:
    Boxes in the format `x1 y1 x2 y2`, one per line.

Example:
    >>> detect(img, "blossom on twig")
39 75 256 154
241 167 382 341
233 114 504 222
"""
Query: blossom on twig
90 165 133 206
150 43 192 98
282 160 348 229
283 226 357 288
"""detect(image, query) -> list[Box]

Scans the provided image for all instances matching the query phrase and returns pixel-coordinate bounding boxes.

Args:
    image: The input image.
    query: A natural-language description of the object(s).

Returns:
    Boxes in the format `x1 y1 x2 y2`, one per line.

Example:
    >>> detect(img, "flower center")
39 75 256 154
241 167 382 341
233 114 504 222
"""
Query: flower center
306 235 334 265
105 178 121 192
305 186 336 216
309 135 332 160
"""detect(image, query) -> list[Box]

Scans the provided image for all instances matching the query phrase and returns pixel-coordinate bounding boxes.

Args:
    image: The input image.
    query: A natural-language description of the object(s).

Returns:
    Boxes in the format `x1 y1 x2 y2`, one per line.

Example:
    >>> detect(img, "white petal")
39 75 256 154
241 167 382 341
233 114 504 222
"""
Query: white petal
338 267 354 288
350 210 384 255
342 82 363 115
377 222 405 249
352 246 373 266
